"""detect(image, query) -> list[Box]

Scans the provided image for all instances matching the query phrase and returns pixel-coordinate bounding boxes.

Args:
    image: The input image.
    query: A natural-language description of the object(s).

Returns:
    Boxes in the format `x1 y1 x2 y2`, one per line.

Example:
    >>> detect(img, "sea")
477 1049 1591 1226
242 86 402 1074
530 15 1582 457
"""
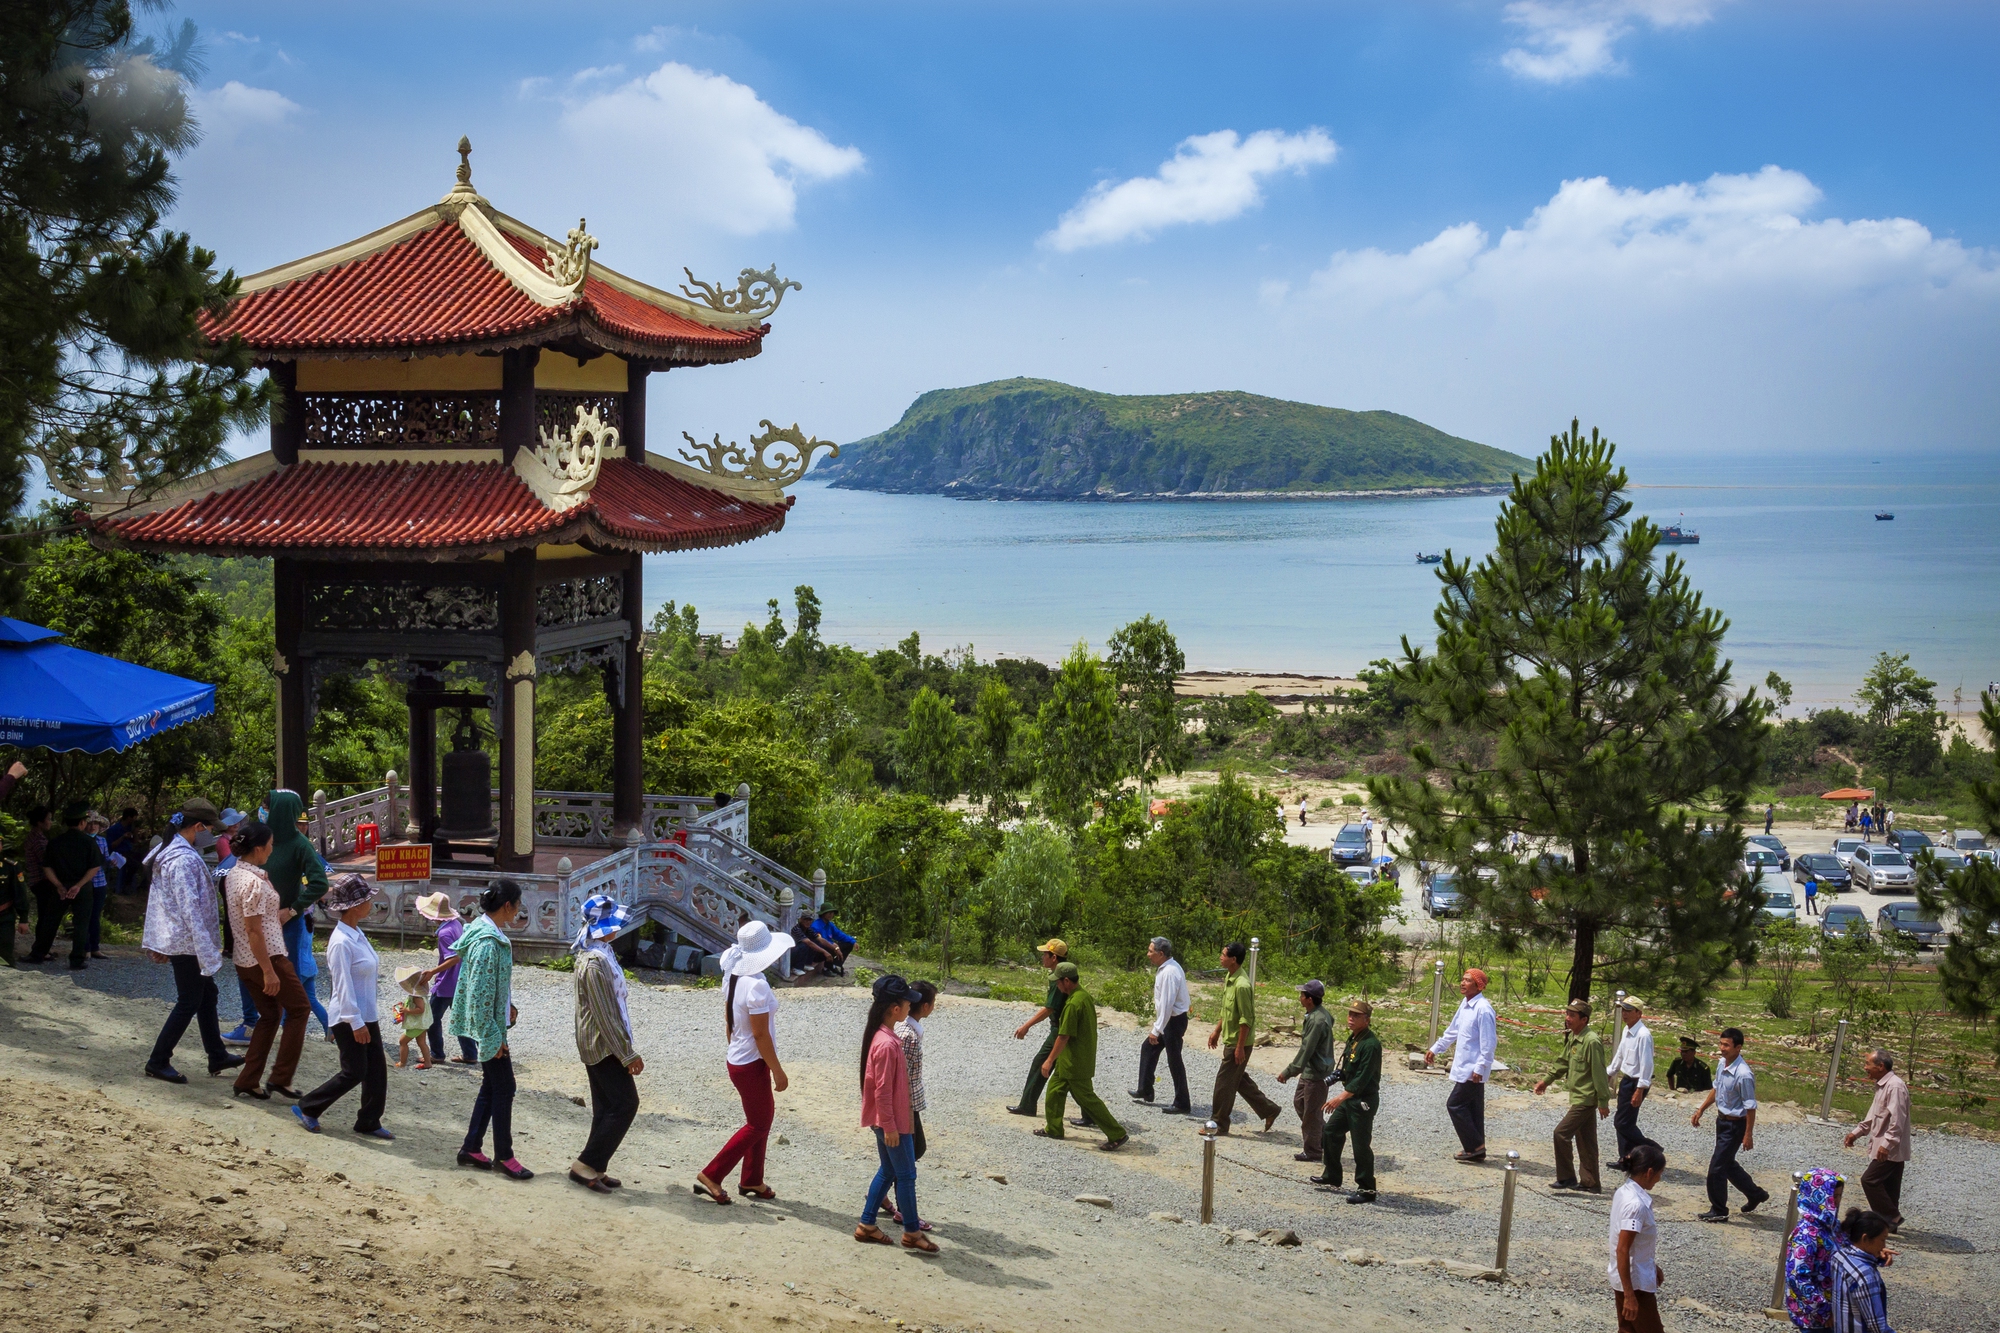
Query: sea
643 450 2000 715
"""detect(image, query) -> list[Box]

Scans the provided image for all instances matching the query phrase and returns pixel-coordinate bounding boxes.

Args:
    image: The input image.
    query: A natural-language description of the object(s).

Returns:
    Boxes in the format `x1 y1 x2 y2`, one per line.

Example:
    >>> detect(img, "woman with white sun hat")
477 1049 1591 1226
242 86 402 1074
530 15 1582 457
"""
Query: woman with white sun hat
693 917 793 1204
570 894 645 1193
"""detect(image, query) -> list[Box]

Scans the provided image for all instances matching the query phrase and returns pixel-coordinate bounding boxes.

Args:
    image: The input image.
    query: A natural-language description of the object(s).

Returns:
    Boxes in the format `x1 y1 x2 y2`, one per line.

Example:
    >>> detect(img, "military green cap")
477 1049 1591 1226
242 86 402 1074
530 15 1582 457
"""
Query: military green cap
1054 961 1080 981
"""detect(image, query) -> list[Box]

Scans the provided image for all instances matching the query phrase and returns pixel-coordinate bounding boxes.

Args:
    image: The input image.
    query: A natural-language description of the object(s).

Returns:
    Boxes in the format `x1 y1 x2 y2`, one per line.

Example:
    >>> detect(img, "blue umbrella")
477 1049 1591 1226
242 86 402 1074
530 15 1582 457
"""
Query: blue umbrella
0 617 215 754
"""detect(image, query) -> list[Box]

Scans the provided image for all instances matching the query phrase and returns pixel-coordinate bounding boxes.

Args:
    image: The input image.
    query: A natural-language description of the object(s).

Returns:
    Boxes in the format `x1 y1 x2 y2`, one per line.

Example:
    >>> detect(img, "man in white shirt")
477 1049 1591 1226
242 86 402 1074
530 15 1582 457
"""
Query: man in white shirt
1425 967 1497 1161
1130 937 1192 1114
1609 1142 1667 1333
1608 996 1655 1170
1690 1027 1769 1222
141 798 245 1084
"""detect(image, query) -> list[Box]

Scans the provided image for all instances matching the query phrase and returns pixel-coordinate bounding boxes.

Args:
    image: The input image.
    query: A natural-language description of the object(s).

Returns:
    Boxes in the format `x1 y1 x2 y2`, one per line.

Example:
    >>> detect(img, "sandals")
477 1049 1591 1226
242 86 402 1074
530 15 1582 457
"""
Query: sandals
854 1224 893 1245
737 1184 776 1199
569 1170 614 1194
900 1232 940 1253
693 1175 732 1205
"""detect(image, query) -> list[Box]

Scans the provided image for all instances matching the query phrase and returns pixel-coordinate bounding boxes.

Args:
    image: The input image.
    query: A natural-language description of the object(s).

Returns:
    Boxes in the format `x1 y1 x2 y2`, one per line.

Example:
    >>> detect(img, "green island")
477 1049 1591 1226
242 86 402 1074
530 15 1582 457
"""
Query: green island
813 377 1532 499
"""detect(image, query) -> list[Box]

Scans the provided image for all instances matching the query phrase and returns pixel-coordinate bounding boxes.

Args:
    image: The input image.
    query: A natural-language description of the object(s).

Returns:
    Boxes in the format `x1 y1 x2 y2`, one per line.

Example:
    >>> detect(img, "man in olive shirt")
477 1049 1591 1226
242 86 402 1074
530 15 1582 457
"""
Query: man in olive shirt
31 800 101 970
1313 998 1383 1202
1034 962 1127 1150
1534 997 1611 1192
1205 941 1281 1135
1275 980 1336 1162
1007 939 1070 1117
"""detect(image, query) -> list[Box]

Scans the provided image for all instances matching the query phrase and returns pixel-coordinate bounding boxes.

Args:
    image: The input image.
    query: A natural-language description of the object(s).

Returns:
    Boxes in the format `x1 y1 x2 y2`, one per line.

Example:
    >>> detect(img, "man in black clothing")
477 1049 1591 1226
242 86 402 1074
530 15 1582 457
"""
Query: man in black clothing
1665 1036 1712 1092
31 801 100 969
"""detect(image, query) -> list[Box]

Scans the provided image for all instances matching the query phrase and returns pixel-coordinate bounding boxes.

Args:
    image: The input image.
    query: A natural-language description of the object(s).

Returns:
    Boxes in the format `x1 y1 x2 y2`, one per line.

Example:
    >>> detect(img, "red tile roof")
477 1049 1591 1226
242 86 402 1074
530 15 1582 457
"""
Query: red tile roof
203 217 763 360
93 458 789 557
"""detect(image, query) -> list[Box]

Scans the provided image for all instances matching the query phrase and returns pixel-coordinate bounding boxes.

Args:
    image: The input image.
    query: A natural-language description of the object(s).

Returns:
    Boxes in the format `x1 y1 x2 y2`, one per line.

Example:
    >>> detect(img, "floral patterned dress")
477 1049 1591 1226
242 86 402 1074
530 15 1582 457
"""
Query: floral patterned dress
1785 1167 1845 1329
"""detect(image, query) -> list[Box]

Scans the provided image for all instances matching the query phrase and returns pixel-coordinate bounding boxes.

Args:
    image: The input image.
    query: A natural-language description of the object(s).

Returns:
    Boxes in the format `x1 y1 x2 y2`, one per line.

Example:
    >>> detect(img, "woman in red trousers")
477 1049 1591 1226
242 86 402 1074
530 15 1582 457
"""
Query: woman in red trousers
694 920 793 1204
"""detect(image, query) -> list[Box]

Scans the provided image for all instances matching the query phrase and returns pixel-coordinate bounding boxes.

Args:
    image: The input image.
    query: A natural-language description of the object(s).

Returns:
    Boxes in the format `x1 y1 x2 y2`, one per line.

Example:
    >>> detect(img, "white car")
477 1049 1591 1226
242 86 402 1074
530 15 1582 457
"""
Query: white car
1850 844 1915 893
1831 836 1866 870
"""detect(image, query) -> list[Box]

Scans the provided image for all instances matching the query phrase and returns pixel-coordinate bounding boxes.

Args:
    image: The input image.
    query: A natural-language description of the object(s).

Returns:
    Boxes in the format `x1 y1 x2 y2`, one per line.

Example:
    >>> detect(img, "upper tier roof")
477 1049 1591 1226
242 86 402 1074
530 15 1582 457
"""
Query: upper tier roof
200 144 780 363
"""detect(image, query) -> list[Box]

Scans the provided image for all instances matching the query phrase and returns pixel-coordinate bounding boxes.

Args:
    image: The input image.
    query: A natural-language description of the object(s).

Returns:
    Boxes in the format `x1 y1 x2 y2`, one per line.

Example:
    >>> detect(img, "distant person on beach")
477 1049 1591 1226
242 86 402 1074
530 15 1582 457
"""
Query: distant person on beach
1690 1027 1768 1222
1610 1143 1668 1333
1130 936 1191 1113
1312 998 1383 1202
1005 939 1068 1118
1426 967 1497 1161
1299 796 1308 827
1205 942 1281 1136
1275 979 1335 1164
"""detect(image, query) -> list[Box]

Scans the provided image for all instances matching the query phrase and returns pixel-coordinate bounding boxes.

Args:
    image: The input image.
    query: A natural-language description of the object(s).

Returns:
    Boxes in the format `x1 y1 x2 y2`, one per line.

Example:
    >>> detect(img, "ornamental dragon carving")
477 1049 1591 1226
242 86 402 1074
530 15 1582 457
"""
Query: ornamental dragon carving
543 218 598 290
679 420 838 488
678 265 801 320
516 404 616 513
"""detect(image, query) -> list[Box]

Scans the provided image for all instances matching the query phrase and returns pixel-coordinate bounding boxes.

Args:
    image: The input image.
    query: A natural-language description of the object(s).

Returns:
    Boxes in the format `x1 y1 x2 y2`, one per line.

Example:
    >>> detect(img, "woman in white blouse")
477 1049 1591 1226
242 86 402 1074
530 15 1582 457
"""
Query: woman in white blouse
293 875 392 1139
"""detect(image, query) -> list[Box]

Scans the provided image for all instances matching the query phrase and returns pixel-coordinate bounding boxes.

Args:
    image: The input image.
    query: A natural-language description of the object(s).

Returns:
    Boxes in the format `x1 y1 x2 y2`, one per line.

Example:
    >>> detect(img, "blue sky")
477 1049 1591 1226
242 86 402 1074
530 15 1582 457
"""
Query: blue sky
167 1 2000 464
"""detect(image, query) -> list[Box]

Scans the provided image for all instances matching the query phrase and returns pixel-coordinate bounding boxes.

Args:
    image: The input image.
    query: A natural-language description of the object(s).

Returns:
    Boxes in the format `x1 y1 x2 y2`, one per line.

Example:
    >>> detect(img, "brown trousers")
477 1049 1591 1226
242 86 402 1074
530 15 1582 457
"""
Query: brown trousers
1292 1075 1329 1158
1552 1102 1603 1191
1613 1289 1663 1333
235 956 310 1093
1210 1052 1279 1129
1861 1157 1905 1224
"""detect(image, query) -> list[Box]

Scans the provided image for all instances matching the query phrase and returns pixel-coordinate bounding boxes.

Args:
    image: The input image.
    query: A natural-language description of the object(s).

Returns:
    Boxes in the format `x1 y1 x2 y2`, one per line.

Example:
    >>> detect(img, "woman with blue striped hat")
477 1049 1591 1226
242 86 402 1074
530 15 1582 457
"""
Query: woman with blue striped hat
570 894 644 1193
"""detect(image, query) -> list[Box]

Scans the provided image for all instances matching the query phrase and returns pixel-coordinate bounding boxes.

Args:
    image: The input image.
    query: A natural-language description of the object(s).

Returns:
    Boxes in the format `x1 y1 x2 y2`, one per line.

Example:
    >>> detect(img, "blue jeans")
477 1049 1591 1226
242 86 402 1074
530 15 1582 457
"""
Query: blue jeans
282 914 330 1032
84 882 107 953
861 1126 920 1232
235 969 263 1028
429 994 479 1062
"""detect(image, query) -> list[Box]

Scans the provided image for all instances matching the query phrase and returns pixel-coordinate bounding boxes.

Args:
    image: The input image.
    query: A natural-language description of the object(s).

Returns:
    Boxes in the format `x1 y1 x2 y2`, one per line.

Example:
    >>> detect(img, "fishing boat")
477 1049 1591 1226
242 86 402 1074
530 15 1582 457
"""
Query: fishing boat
1876 511 1895 520
1415 552 1443 564
1657 523 1700 545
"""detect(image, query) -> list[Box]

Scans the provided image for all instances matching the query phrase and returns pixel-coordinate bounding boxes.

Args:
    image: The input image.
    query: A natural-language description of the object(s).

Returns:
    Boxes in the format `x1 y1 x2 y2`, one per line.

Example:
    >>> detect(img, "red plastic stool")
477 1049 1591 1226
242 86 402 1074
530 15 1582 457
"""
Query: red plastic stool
354 822 380 855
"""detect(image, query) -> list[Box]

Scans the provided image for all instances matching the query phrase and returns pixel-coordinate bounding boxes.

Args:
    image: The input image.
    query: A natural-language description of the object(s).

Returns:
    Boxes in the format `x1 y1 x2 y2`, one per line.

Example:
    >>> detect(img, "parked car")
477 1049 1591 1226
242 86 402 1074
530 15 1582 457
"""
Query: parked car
1849 844 1915 893
1875 901 1944 950
1930 847 1968 873
1793 853 1850 892
1820 903 1868 940
1331 823 1371 867
1742 848 1784 876
1831 836 1866 870
1747 834 1791 870
1972 848 1999 867
1755 875 1798 922
1341 865 1379 890
1423 873 1465 919
1951 829 1989 852
1887 829 1932 858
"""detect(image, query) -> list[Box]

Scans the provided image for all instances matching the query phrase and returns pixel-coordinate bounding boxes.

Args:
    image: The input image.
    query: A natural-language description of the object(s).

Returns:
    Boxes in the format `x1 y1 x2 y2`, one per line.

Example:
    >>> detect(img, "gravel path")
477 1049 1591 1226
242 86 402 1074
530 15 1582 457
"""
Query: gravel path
10 947 1996 1333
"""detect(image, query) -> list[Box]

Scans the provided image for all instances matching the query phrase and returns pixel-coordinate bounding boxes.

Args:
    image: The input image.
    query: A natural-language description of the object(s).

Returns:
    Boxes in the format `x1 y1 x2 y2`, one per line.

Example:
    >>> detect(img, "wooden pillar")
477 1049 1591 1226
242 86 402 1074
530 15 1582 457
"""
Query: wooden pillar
623 365 648 458
612 551 645 839
273 558 308 795
498 549 537 871
407 674 440 837
271 362 302 465
500 349 537 466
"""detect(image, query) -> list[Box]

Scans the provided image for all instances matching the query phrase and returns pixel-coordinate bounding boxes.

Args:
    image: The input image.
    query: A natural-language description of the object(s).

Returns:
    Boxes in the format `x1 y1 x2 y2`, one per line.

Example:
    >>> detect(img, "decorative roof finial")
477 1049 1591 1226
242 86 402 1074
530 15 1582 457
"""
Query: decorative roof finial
455 136 473 189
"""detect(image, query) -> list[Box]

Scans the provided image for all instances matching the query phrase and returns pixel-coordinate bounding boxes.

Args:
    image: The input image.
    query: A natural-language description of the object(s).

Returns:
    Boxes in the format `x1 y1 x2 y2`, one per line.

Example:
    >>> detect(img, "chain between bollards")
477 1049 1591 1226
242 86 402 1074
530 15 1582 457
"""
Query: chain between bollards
1819 1019 1849 1119
1764 1171 1805 1318
1200 1120 1219 1225
1494 1150 1520 1278
1428 960 1446 1047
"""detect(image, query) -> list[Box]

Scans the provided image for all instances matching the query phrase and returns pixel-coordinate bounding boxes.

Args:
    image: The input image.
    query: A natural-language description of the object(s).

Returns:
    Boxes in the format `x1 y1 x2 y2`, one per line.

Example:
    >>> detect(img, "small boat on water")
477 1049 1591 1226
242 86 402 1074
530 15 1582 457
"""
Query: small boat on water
1876 511 1895 521
1657 523 1700 545
1415 552 1443 564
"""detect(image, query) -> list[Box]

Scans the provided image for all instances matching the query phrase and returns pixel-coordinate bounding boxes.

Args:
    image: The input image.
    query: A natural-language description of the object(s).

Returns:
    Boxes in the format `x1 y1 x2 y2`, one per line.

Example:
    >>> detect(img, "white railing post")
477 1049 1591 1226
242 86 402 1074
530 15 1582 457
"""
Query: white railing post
812 868 826 913
312 789 327 855
1247 936 1260 987
383 770 399 841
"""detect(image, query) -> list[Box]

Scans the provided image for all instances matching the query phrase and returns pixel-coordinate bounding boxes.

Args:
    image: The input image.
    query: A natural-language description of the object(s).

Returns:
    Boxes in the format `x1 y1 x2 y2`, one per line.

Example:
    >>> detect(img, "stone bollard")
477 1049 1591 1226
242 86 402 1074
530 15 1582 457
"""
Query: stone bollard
1200 1120 1219 1225
1764 1172 1804 1318
1428 960 1446 1047
1247 937 1260 987
1494 1150 1520 1279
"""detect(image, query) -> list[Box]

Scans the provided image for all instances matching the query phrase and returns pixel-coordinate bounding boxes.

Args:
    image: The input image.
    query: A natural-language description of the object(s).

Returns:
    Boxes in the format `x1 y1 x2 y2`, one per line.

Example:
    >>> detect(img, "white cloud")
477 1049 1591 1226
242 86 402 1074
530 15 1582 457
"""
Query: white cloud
1501 1 1719 83
1043 128 1336 252
189 81 300 139
555 62 864 235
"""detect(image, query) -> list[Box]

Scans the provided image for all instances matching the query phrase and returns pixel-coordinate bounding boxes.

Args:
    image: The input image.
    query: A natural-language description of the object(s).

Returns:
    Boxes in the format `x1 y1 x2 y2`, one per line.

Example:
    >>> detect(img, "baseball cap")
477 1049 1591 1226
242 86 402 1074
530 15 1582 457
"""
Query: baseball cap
1619 995 1645 1012
1564 998 1592 1019
1054 961 1080 981
1296 980 1325 1000
1038 938 1069 959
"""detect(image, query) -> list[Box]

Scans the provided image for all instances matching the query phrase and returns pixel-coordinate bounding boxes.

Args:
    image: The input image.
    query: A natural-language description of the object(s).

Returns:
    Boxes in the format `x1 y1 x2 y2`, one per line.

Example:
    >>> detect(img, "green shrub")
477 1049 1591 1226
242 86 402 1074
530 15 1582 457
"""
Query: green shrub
1342 792 1364 806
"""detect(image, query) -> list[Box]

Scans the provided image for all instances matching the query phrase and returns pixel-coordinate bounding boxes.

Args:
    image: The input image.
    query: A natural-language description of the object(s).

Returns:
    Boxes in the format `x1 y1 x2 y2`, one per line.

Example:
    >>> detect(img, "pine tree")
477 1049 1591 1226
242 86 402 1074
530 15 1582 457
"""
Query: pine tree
1917 690 2000 1053
2 3 273 554
1036 642 1122 831
1108 613 1190 809
1368 421 1770 1008
896 685 963 803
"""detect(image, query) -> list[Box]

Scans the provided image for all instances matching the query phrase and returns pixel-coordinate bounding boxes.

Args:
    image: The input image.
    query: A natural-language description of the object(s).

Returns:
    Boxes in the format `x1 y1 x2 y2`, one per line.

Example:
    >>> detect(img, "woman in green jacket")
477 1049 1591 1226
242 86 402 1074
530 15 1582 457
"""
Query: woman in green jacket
448 879 531 1180
263 790 331 1042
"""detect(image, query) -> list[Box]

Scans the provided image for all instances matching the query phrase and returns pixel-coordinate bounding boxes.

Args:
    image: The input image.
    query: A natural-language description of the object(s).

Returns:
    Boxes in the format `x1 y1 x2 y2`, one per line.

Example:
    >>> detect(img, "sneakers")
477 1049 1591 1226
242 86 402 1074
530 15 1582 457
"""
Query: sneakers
221 1025 253 1046
291 1105 321 1134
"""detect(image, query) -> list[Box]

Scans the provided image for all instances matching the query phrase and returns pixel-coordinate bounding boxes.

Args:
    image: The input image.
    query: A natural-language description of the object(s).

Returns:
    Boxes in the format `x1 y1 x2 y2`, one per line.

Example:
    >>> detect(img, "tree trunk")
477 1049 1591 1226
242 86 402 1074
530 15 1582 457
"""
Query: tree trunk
1568 916 1597 1004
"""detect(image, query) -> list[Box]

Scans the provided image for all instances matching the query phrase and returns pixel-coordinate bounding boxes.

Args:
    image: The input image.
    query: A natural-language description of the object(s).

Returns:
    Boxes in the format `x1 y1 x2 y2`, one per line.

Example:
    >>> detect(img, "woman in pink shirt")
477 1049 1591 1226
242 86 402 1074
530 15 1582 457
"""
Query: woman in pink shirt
855 974 936 1252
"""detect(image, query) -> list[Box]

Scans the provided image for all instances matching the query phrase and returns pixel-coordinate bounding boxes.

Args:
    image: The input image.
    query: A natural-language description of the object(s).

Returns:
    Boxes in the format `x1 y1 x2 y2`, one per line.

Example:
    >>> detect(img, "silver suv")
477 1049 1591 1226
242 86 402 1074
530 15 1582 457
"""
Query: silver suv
1849 843 1914 892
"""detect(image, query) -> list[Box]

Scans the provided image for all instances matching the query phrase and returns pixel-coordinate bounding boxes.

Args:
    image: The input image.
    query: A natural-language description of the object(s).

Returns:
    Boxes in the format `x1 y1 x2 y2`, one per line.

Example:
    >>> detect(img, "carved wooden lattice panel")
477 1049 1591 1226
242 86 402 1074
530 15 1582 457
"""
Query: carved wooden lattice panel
536 392 623 440
306 581 500 632
536 574 623 626
300 393 502 449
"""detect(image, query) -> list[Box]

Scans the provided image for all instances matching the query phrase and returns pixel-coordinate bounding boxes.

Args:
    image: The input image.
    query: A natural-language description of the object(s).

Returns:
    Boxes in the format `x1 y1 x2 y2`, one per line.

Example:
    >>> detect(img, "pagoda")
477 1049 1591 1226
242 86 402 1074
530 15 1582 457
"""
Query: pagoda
77 139 834 873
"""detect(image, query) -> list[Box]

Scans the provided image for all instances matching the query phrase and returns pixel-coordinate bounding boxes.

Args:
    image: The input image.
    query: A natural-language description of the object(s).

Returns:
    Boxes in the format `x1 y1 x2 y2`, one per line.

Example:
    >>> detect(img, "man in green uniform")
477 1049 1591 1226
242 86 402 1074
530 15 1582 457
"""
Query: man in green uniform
1534 997 1610 1192
1313 998 1383 1202
1275 980 1336 1163
1033 962 1127 1150
1205 941 1281 1135
1007 939 1070 1117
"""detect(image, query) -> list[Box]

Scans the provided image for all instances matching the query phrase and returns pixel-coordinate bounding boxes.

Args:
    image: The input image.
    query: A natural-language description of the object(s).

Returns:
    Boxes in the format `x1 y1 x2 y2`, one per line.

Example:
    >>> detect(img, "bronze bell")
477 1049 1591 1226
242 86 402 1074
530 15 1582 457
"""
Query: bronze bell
435 707 495 839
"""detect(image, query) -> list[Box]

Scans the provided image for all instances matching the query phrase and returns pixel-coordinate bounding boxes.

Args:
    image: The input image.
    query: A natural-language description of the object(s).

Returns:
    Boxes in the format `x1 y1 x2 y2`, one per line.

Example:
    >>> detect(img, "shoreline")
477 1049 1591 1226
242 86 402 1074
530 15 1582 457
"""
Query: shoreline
819 480 1513 502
